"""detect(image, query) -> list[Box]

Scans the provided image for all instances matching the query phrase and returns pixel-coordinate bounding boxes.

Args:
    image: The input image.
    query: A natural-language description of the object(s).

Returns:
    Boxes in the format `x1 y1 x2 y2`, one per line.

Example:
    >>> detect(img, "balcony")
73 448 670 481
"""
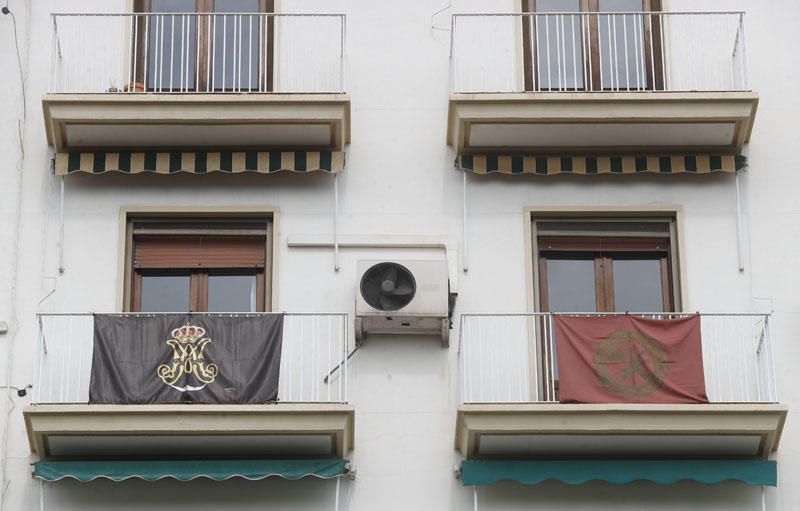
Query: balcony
455 313 786 461
448 12 758 156
44 13 350 154
24 313 354 461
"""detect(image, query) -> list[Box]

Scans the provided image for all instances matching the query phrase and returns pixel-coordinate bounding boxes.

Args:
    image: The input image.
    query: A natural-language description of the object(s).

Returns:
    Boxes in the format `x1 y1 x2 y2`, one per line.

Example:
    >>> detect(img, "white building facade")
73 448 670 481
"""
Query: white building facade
0 0 796 510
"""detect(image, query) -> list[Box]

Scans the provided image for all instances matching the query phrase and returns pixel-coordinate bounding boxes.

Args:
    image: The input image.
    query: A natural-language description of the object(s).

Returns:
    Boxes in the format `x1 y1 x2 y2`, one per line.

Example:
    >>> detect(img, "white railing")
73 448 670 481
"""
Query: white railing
32 312 349 404
451 11 748 93
458 313 777 404
49 13 346 94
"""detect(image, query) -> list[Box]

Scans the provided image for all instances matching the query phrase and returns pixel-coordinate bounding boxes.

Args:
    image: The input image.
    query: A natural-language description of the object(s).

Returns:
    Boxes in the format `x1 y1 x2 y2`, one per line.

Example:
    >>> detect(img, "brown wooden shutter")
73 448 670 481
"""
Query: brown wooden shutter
133 235 266 269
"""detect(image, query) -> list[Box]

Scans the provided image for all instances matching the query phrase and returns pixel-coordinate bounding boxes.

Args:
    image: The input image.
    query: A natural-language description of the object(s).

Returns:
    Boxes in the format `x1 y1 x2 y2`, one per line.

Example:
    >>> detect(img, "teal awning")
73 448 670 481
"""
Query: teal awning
33 459 348 482
461 460 777 487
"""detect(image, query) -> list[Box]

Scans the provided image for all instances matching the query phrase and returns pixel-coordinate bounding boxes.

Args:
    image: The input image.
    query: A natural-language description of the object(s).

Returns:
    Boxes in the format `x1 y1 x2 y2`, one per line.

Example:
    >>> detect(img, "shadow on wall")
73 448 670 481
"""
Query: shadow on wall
459 479 765 511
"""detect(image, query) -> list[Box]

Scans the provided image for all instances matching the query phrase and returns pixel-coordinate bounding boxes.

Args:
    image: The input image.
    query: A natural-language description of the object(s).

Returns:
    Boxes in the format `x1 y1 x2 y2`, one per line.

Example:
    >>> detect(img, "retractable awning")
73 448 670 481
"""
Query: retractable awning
457 154 746 175
55 150 345 175
461 460 777 487
33 459 348 482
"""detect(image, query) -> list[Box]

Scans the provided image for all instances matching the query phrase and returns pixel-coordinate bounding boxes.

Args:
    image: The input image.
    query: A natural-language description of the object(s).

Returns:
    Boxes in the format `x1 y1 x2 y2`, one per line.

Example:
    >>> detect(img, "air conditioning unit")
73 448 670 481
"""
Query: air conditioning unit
355 260 450 346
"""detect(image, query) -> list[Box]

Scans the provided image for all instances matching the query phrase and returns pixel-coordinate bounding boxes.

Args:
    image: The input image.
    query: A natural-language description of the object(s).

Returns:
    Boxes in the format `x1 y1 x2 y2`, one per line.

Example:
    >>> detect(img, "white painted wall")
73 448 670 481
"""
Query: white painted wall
0 0 798 510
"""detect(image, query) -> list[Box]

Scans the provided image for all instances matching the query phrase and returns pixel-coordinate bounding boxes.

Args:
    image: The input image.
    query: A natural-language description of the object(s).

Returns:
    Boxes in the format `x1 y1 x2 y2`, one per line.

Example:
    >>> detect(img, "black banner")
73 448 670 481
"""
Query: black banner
89 314 283 404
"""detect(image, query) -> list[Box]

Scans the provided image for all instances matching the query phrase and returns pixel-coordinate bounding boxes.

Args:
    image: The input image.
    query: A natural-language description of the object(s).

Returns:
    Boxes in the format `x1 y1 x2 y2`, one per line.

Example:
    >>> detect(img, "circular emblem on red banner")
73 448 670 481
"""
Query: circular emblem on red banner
593 329 669 399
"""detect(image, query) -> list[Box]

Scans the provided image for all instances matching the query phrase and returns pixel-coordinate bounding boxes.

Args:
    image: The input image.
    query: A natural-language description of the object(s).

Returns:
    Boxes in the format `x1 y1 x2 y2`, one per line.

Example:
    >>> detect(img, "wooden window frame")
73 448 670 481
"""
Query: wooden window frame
133 0 275 92
521 0 664 92
537 236 674 314
124 217 273 312
531 216 679 398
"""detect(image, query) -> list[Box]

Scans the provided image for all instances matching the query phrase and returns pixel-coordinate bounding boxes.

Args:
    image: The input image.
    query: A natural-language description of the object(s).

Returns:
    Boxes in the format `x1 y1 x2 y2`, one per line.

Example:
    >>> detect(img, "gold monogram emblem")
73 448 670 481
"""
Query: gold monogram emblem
157 324 219 392
593 330 668 399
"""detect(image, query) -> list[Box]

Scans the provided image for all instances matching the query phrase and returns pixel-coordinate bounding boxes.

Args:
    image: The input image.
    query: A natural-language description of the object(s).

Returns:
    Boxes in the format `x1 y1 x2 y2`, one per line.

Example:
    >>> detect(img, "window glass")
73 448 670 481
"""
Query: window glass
545 258 597 312
612 258 663 312
212 0 261 90
146 0 198 91
535 0 584 90
207 274 257 312
598 0 646 89
140 274 191 312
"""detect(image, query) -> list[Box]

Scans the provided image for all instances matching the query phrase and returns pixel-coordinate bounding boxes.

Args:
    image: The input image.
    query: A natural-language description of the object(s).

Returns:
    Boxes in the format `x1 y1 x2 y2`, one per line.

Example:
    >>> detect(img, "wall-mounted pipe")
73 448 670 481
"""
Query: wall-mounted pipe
735 169 744 272
462 169 469 273
334 173 340 272
58 174 64 274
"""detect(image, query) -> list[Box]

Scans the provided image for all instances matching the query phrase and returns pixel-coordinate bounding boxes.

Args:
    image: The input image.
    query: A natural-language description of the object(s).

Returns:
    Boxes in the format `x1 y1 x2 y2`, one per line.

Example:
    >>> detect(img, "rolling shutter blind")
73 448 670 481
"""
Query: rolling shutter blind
133 235 266 269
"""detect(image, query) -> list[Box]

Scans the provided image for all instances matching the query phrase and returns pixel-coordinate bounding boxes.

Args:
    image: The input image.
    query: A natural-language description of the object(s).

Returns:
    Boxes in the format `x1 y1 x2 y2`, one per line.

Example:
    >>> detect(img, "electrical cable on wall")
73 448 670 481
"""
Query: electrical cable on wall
0 2 30 510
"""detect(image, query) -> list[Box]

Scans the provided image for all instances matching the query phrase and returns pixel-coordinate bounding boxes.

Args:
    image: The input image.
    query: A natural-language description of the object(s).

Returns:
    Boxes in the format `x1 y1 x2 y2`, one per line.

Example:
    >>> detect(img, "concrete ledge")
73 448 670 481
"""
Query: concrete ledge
447 91 758 154
455 403 787 460
43 93 351 152
25 403 355 460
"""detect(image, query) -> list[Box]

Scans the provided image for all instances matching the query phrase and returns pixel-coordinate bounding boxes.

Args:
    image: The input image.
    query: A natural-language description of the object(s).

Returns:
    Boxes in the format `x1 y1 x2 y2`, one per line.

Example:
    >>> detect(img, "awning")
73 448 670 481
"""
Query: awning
461 460 777 487
33 459 348 482
457 154 746 175
55 150 345 176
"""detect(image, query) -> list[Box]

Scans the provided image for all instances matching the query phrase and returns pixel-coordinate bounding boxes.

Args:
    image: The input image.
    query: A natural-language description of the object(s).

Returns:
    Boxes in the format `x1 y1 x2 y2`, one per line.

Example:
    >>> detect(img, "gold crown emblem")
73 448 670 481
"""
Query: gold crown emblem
171 324 206 344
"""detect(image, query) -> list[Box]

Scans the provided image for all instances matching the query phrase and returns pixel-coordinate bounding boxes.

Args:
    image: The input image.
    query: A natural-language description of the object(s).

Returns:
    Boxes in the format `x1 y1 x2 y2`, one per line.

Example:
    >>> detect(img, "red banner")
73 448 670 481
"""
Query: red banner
554 315 709 404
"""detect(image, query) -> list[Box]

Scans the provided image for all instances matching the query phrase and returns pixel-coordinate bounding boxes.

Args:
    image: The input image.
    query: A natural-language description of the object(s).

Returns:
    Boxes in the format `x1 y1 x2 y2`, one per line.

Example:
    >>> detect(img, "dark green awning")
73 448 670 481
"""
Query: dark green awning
33 459 348 482
457 154 747 175
461 460 776 487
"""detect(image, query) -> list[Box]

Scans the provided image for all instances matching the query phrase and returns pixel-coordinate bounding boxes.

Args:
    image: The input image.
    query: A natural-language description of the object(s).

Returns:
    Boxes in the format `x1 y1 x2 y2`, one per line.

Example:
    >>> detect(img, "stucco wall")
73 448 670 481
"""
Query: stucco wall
0 0 797 510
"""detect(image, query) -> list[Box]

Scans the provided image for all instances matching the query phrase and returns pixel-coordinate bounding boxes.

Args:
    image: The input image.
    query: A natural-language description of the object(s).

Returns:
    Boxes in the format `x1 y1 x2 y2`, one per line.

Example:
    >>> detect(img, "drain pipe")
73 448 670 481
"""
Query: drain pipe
58 173 64 274
334 476 341 511
334 173 340 273
462 168 469 273
734 169 745 272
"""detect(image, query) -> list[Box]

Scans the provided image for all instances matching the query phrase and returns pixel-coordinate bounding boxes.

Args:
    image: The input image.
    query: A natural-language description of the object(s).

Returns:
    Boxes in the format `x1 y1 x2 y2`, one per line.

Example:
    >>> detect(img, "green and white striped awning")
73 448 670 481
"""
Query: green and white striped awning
457 154 746 175
55 150 345 176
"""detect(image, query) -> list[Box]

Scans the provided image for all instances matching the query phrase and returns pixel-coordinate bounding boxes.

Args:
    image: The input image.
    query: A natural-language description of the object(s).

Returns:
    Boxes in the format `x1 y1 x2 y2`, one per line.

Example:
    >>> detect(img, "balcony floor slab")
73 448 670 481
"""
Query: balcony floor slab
43 93 351 152
447 92 758 154
24 403 355 461
455 403 786 461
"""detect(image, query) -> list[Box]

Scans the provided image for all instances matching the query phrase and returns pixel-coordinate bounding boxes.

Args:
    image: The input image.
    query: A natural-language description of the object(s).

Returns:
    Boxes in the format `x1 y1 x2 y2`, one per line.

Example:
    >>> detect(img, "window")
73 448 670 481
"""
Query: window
133 0 275 92
125 217 273 312
532 216 680 394
521 0 664 91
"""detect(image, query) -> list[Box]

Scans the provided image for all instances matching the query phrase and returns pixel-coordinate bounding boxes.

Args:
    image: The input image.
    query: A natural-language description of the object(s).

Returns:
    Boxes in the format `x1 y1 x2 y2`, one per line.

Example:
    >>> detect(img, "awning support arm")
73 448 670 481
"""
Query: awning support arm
334 475 341 511
735 169 745 272
334 173 340 273
462 168 469 273
58 174 65 275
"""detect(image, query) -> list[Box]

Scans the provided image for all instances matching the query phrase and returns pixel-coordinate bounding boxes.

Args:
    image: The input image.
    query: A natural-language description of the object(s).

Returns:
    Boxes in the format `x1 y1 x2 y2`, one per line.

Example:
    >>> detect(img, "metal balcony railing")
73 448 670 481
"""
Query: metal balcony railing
49 13 346 94
458 312 777 404
450 11 748 93
32 312 349 404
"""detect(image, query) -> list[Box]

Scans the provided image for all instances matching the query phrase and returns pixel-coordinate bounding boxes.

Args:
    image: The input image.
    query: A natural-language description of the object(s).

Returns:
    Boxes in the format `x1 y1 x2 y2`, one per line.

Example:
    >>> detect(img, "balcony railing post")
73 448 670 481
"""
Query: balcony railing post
49 15 56 93
343 312 348 403
340 15 346 93
739 12 749 90
33 316 44 404
764 315 777 402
